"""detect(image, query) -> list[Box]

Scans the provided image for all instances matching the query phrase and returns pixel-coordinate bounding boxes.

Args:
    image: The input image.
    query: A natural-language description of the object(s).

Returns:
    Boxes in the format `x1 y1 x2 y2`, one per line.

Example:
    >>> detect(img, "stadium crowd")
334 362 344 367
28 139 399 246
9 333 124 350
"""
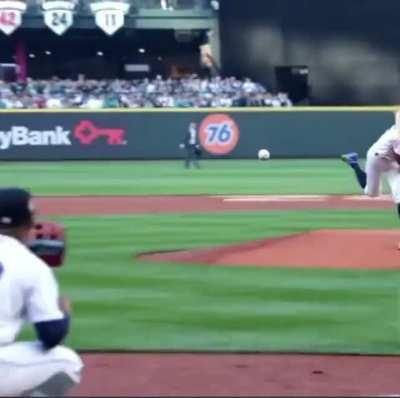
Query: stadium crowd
0 75 293 109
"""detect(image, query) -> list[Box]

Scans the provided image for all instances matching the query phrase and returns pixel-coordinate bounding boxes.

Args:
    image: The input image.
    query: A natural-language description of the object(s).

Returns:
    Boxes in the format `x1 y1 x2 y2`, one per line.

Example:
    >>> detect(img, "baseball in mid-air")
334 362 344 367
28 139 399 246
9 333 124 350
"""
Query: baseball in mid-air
258 148 270 160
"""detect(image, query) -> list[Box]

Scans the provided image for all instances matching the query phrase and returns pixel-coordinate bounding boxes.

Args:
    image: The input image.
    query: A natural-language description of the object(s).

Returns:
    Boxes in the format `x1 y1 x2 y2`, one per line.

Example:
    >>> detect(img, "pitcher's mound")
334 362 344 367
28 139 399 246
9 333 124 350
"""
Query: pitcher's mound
139 229 400 269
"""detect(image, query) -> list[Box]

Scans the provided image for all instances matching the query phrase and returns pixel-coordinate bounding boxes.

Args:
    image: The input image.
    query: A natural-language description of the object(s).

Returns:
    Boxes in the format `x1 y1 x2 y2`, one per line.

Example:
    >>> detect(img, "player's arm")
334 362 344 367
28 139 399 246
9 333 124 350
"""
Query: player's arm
26 263 71 349
394 110 400 131
34 297 70 349
390 110 400 164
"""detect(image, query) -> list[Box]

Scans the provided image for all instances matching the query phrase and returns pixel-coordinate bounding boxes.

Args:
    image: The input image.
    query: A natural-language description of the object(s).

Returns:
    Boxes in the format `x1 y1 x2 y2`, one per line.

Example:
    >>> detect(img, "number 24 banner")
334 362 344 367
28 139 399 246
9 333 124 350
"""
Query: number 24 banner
0 0 26 35
42 0 76 36
90 1 130 36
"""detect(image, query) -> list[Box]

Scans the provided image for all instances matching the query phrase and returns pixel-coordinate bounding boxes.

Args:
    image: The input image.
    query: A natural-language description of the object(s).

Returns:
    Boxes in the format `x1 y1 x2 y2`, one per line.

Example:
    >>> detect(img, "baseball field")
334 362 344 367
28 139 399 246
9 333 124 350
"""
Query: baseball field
4 159 400 395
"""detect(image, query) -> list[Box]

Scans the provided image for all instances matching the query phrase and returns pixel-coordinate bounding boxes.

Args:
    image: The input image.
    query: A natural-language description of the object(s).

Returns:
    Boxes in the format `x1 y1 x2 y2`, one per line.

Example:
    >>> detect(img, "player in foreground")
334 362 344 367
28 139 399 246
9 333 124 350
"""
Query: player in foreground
342 111 400 238
0 188 83 396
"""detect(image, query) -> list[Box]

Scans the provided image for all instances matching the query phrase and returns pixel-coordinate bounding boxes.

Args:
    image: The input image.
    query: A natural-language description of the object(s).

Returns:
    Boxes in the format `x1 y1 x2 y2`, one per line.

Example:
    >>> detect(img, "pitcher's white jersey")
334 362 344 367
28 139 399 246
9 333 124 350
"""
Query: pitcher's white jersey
361 124 400 203
369 125 400 161
0 234 64 346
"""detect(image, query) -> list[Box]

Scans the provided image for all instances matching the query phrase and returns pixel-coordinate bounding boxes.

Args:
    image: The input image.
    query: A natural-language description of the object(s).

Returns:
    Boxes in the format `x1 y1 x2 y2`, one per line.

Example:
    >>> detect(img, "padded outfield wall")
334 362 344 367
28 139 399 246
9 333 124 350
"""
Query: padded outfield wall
0 108 395 160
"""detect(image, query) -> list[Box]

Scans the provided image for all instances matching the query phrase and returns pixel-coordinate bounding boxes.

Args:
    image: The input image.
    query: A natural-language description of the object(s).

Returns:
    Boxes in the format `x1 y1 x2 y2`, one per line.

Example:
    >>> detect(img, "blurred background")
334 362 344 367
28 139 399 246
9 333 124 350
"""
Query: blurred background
0 0 400 107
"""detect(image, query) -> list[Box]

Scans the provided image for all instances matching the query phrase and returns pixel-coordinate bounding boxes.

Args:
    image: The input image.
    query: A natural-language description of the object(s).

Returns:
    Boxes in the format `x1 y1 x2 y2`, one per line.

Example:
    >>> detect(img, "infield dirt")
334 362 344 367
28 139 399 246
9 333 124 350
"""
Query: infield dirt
139 229 400 269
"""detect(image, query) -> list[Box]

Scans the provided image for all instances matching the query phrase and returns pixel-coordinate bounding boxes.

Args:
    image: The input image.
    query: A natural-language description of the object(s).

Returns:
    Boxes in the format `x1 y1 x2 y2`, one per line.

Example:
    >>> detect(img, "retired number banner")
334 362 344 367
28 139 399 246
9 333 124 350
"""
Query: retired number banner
42 0 76 35
0 0 26 35
90 1 130 36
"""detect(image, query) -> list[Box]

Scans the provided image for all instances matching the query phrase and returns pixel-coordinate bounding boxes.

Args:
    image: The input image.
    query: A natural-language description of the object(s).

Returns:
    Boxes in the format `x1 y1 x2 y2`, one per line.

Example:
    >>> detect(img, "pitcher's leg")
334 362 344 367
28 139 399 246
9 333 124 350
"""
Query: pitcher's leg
386 167 400 208
341 152 367 189
363 152 390 197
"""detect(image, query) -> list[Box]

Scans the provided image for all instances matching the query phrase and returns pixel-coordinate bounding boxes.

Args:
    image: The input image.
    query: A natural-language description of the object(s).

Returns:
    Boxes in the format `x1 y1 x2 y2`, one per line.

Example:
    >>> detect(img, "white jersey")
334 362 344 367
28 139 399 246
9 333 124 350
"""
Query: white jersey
0 234 64 346
189 125 197 145
369 125 400 161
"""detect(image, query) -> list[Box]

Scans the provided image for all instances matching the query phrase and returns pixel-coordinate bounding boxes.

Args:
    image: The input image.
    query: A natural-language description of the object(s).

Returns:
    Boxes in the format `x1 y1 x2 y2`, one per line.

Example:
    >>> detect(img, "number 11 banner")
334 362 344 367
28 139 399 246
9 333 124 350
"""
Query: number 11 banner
90 1 130 36
42 0 76 36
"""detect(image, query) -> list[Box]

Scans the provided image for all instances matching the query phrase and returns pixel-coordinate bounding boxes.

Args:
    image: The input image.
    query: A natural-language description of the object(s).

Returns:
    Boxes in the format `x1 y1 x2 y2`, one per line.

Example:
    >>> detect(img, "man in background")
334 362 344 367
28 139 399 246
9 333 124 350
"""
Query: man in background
0 188 83 396
180 122 201 169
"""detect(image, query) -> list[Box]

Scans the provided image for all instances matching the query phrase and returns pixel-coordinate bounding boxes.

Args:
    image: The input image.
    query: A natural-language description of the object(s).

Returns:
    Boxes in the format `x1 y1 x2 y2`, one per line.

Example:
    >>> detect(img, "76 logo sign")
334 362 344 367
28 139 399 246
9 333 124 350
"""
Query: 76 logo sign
199 114 240 155
204 123 233 145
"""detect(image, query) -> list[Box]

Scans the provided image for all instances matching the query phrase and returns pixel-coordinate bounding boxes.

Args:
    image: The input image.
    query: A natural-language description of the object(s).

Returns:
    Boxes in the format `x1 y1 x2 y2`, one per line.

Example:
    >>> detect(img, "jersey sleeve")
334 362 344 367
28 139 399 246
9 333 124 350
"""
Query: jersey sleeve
25 261 65 324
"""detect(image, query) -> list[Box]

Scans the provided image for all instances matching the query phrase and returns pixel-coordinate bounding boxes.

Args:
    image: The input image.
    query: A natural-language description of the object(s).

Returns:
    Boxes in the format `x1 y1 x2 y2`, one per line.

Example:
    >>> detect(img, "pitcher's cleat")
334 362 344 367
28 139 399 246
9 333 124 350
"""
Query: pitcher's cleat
341 152 359 165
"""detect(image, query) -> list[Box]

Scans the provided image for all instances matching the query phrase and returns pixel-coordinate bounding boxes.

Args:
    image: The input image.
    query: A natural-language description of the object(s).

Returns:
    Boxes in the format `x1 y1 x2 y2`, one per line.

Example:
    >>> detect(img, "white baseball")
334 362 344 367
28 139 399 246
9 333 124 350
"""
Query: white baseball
258 148 270 160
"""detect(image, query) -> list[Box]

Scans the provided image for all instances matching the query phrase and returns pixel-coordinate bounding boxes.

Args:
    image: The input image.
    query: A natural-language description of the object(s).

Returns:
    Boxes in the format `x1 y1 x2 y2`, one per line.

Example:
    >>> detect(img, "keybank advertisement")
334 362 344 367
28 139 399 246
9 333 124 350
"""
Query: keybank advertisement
0 117 128 158
0 110 391 160
0 113 142 159
0 112 245 160
0 126 72 149
0 121 126 150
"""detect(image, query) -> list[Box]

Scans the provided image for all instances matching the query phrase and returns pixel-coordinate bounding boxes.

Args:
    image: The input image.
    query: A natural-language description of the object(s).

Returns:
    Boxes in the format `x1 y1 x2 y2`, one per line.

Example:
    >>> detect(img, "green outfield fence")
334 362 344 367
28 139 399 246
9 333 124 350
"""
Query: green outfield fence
0 107 396 160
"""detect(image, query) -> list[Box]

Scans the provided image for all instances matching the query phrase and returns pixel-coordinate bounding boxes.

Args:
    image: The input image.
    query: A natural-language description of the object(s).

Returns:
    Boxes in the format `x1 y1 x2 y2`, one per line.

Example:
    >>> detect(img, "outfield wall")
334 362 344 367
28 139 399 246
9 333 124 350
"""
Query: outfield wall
0 108 395 160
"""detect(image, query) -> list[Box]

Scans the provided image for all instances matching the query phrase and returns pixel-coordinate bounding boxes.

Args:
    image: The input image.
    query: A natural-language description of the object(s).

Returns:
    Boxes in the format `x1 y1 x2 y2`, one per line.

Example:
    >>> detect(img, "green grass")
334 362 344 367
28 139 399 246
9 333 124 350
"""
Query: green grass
0 159 366 195
19 209 400 354
10 159 400 354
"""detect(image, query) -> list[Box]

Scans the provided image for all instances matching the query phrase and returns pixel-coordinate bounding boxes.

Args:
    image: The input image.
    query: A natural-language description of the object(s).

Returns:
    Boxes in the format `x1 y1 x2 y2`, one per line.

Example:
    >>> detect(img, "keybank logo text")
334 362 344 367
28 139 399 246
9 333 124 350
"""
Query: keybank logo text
0 126 71 150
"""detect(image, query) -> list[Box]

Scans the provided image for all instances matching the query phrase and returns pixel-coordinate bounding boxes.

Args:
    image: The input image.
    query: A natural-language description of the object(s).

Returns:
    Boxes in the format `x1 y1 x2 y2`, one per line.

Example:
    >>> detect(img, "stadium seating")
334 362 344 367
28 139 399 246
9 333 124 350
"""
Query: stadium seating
0 75 293 109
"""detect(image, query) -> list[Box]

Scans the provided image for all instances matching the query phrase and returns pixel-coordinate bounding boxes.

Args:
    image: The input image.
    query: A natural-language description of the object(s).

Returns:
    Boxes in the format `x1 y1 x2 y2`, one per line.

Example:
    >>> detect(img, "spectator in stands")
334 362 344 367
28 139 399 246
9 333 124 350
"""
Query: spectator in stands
277 92 293 107
46 94 63 109
104 94 120 108
82 95 104 109
0 76 293 109
262 93 281 107
8 95 24 109
33 96 47 109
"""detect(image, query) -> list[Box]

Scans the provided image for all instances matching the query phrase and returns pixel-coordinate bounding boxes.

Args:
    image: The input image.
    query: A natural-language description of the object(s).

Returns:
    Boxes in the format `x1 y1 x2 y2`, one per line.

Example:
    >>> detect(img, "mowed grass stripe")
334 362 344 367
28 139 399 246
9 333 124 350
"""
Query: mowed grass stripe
0 159 369 195
15 209 400 353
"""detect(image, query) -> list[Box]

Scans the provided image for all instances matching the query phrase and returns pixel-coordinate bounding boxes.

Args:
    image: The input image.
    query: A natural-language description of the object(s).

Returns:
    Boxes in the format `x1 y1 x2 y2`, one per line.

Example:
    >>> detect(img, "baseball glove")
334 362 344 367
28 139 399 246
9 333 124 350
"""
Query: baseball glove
27 221 66 268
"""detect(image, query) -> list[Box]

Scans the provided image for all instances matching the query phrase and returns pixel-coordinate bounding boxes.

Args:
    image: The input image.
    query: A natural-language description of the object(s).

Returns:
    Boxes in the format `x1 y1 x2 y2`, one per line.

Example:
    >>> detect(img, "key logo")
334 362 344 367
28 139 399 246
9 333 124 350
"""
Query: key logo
74 120 126 145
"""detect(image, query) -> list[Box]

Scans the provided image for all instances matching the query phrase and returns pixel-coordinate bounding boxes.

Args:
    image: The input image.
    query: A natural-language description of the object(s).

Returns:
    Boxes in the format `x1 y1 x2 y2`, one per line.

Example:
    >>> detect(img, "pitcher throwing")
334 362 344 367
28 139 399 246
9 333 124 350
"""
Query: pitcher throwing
342 111 400 246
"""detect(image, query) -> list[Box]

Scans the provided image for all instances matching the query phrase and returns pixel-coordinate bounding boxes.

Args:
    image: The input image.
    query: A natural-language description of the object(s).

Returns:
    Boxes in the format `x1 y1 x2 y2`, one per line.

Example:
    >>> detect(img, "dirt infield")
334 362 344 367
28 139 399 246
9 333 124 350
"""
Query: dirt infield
139 229 400 269
71 353 400 396
36 194 399 396
35 194 393 216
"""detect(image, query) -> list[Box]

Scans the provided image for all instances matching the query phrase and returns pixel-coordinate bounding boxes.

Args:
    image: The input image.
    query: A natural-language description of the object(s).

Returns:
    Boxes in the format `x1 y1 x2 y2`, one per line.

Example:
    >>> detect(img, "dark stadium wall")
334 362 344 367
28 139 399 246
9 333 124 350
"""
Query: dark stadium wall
219 0 400 105
0 110 392 160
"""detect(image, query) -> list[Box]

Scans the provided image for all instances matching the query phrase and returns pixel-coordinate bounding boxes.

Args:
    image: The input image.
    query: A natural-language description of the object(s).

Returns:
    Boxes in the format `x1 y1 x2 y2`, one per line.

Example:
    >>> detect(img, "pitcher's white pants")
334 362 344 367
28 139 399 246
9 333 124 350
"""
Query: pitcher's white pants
0 341 83 396
365 149 400 203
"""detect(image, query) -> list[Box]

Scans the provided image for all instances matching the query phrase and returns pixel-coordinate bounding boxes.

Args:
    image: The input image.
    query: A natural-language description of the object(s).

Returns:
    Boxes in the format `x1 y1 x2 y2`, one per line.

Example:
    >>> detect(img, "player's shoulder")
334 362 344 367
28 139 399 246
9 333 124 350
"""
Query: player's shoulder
377 125 398 141
385 125 399 136
0 234 49 272
0 234 25 252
